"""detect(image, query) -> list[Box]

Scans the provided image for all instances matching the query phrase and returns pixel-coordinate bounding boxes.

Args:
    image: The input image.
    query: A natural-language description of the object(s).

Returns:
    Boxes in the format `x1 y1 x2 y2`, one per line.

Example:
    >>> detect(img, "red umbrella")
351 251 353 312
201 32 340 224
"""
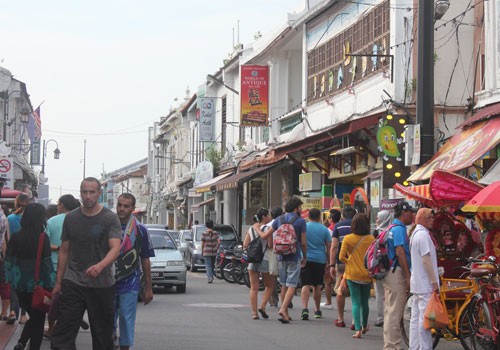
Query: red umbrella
462 181 500 213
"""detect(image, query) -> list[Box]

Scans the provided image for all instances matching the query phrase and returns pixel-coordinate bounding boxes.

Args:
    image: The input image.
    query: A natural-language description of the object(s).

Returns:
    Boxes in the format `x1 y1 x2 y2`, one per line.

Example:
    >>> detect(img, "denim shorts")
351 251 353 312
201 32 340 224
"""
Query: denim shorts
278 260 301 288
248 258 270 273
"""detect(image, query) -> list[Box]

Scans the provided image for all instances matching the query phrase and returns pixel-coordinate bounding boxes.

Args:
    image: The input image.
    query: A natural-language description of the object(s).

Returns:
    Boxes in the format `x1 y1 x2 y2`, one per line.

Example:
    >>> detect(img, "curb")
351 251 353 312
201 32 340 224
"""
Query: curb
0 322 18 349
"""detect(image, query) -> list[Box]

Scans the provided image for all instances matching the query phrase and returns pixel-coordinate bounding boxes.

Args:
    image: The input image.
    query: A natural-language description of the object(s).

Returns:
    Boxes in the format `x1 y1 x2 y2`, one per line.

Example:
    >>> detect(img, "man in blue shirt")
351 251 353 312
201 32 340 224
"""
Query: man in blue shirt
329 206 356 328
300 208 331 320
260 196 307 324
114 193 155 350
383 201 414 350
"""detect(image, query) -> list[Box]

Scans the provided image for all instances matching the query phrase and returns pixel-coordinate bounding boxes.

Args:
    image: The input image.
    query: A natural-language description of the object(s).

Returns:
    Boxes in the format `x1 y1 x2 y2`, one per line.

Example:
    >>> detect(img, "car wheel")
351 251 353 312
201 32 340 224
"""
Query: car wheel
176 284 186 293
191 257 198 272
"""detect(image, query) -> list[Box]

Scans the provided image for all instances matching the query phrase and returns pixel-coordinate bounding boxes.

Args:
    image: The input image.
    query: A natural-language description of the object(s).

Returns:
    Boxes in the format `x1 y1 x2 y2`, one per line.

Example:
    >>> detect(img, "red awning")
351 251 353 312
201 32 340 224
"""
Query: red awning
407 117 500 181
1 189 22 198
458 103 500 129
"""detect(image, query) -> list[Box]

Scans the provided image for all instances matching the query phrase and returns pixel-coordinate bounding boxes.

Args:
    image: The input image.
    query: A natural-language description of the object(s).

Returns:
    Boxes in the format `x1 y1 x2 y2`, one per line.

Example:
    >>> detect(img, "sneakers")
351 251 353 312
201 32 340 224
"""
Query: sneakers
314 310 322 319
320 302 333 310
13 343 24 350
301 308 309 320
335 319 346 327
208 277 213 284
374 319 384 327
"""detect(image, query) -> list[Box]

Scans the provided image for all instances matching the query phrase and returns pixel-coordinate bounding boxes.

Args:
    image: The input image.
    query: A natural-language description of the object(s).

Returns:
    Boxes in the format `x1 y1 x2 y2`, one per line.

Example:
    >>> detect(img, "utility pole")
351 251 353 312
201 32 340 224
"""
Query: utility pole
83 139 86 179
416 0 435 165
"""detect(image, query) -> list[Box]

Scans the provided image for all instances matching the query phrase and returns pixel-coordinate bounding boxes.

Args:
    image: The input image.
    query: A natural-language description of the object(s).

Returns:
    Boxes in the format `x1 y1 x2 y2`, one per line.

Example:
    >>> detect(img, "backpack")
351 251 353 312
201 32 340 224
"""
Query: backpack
273 215 299 256
364 224 402 279
115 228 143 282
247 227 264 263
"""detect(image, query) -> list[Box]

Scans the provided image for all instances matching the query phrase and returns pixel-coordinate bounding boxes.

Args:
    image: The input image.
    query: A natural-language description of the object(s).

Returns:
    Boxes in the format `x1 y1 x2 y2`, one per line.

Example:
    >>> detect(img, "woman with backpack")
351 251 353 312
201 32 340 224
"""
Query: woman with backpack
242 208 274 320
339 213 374 339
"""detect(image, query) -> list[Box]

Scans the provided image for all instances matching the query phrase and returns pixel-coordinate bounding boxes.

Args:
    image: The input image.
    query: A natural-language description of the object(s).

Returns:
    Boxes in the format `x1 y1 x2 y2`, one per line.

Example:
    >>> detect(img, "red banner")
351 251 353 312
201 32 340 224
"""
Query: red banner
240 65 269 126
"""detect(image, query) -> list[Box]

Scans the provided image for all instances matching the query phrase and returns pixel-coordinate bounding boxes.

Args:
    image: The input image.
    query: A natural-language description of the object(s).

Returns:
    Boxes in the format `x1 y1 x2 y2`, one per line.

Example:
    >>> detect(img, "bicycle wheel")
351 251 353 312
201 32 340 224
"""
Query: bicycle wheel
468 295 494 350
458 304 473 350
400 294 440 349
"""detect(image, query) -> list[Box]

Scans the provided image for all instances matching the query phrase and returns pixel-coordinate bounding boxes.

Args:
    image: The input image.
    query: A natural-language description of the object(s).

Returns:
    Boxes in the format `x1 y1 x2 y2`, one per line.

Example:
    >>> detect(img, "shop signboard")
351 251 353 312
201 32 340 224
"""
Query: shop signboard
370 178 381 208
299 172 322 192
240 65 269 126
199 98 215 142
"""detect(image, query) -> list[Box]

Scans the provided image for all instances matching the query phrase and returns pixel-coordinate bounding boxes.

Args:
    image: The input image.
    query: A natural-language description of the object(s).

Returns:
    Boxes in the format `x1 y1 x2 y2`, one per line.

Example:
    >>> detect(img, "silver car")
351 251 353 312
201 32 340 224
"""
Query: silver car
146 225 187 293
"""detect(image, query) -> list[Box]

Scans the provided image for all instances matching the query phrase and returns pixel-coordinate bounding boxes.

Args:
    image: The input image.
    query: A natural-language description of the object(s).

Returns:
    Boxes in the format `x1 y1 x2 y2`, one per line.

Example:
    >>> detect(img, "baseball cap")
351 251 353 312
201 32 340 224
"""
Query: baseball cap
394 201 416 215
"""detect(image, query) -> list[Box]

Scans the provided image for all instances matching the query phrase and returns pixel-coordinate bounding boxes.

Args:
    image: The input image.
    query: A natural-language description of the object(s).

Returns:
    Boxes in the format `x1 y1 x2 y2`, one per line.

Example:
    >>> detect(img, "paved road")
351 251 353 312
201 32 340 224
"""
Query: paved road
6 272 464 349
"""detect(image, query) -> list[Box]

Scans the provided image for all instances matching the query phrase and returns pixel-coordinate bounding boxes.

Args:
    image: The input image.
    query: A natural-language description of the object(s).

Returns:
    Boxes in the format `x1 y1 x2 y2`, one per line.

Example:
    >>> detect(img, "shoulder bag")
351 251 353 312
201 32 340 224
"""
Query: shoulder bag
32 232 52 313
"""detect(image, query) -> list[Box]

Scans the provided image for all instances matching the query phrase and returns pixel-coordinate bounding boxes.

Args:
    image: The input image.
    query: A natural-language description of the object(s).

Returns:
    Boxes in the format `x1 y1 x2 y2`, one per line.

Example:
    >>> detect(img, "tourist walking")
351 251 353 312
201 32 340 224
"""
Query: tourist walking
5 203 55 350
201 219 219 283
382 201 414 350
300 208 331 320
50 177 122 350
373 210 393 327
409 208 438 350
242 208 274 319
339 213 375 338
321 208 341 310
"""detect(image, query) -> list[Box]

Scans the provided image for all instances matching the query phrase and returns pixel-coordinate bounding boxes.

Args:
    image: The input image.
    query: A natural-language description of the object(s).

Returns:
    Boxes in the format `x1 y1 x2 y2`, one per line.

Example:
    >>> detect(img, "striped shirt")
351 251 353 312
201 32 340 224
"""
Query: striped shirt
201 230 219 256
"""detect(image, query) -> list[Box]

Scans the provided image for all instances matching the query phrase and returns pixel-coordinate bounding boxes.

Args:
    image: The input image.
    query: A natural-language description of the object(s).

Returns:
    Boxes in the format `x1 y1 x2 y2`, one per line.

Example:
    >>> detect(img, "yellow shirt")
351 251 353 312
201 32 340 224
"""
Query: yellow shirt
339 233 374 283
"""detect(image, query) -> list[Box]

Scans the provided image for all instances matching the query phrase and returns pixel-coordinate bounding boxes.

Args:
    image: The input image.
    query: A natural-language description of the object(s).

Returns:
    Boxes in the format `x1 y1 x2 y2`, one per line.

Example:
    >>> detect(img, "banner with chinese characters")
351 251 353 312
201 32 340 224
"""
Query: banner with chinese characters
199 97 215 142
240 65 269 126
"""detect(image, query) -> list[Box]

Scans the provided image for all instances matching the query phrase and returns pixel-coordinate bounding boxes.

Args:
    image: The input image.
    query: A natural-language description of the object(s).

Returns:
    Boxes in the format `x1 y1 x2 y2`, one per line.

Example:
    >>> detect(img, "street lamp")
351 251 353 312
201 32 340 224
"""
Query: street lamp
41 139 61 175
206 74 239 95
416 0 450 165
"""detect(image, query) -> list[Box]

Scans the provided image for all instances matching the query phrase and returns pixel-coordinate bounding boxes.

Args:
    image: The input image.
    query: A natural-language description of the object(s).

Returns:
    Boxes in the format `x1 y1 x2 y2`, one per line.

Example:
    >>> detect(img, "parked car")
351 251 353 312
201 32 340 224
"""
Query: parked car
145 224 187 293
185 224 239 272
167 230 181 246
178 230 191 262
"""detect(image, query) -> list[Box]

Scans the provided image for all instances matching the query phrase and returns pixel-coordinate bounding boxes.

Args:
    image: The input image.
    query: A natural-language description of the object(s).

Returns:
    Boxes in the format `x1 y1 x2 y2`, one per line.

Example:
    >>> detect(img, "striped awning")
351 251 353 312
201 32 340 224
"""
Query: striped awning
393 184 434 207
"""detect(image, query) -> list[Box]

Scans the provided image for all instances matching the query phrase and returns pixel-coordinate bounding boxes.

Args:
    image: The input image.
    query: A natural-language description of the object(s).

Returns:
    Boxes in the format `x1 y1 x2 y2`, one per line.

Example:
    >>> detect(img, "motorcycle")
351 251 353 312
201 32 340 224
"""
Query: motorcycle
218 247 236 283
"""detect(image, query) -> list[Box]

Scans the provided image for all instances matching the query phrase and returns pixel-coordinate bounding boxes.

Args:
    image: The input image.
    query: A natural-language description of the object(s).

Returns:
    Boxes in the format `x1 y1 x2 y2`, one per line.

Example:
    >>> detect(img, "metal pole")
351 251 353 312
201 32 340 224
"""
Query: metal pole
2 90 8 142
416 0 435 165
41 139 46 174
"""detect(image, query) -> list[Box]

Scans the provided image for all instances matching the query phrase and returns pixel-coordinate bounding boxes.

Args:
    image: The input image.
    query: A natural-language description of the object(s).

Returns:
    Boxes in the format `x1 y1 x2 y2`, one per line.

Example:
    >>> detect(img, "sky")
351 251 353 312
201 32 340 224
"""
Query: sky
0 0 303 202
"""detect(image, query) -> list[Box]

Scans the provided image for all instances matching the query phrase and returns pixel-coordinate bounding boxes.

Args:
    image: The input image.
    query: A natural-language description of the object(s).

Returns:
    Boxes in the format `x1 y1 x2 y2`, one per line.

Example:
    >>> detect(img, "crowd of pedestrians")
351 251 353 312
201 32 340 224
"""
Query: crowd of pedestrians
1 177 155 350
241 196 443 350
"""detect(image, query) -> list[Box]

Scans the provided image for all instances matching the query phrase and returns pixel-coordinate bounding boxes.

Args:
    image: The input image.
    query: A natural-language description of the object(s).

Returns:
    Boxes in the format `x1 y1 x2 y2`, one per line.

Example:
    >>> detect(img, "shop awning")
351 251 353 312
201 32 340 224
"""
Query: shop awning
191 197 215 210
407 117 500 182
193 172 233 193
215 165 275 191
393 184 434 207
480 158 500 185
458 102 500 129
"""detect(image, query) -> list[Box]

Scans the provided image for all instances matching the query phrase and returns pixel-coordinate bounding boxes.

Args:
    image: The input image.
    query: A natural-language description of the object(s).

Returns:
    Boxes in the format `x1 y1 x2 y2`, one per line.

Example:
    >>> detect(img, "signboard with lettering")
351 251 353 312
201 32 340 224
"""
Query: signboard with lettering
240 65 269 126
199 98 215 142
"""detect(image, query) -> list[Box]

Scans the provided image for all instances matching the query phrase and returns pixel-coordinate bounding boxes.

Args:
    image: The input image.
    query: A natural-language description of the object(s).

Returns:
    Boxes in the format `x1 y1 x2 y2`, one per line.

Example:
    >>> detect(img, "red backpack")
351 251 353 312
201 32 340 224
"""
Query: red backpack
273 215 299 255
364 224 402 279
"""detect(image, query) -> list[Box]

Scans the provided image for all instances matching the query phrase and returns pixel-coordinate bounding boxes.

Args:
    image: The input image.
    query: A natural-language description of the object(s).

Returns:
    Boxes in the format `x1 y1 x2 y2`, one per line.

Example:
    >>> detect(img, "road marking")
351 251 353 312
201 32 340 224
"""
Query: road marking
184 303 248 308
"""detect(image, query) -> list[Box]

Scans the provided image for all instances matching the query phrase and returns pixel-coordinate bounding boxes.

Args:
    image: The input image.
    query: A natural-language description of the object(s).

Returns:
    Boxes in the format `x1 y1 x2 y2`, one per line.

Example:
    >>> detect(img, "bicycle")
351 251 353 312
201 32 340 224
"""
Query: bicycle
401 262 479 350
466 256 500 350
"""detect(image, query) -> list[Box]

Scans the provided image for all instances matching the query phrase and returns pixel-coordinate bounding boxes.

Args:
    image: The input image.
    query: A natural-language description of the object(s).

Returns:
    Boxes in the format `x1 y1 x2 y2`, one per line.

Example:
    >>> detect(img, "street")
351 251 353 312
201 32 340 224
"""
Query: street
7 272 465 350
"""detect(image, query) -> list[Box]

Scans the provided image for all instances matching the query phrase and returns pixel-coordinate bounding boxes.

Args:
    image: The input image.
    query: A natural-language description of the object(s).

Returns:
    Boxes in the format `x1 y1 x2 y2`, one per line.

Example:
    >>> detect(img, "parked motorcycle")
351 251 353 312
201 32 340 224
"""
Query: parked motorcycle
219 247 236 283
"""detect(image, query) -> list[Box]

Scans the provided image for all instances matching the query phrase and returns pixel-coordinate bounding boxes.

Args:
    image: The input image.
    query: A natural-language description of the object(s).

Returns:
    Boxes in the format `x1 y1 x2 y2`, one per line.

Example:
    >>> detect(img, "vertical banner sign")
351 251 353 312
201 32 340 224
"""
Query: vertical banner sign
30 139 41 165
240 65 269 126
412 124 421 165
199 97 215 142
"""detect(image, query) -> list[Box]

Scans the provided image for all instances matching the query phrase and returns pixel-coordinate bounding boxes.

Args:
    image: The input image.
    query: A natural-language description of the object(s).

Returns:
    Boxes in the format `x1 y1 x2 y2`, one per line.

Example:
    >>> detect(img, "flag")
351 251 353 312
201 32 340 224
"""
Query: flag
33 106 41 139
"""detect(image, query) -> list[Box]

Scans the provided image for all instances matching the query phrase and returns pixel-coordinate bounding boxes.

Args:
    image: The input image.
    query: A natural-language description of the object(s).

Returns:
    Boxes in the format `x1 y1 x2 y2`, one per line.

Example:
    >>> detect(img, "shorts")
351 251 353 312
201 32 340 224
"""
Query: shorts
248 258 270 273
115 291 139 347
278 260 301 288
300 261 326 286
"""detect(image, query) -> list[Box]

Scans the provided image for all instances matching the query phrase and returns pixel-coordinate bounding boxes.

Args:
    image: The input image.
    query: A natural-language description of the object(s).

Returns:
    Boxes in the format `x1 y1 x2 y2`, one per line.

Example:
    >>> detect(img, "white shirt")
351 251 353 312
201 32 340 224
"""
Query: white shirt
410 224 439 294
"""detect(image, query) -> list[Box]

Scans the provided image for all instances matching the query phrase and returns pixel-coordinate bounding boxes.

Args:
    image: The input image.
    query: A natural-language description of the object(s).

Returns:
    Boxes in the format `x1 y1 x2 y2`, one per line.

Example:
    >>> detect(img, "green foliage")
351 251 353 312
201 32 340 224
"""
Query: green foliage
205 145 223 171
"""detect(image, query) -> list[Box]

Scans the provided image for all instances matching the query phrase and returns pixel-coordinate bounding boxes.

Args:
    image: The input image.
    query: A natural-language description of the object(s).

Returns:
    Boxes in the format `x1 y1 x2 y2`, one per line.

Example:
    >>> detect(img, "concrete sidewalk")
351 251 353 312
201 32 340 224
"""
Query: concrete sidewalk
0 321 18 349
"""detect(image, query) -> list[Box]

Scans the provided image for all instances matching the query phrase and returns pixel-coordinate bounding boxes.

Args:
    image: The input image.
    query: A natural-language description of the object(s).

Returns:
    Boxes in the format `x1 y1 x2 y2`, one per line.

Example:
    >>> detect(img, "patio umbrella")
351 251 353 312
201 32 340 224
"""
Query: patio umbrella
461 181 500 213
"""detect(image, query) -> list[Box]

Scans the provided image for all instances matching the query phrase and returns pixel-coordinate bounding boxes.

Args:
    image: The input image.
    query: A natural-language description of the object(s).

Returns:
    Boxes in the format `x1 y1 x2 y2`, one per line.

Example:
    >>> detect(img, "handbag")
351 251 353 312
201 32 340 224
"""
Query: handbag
247 228 264 263
32 233 52 313
423 291 449 329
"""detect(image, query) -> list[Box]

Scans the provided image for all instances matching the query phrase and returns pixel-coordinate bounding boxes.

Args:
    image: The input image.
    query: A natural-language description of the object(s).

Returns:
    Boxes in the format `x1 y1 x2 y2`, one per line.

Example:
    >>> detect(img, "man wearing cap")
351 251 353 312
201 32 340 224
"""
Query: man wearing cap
383 201 414 350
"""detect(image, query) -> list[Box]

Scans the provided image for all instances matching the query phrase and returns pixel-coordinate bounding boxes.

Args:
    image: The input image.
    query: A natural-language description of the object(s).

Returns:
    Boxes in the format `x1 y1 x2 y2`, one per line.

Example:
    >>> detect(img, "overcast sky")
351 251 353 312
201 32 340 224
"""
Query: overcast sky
0 0 303 202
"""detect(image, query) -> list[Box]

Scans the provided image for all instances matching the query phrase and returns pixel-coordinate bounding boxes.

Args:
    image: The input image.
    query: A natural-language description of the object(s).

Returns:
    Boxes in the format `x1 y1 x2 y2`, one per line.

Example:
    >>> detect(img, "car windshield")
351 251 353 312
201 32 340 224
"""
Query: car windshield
150 233 176 249
217 228 237 241
167 230 180 241
195 227 205 241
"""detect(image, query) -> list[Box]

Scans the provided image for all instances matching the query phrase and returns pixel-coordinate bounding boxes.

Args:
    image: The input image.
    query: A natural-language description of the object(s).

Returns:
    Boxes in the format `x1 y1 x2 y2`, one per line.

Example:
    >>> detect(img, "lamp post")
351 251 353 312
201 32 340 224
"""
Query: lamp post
41 139 61 175
416 0 450 165
1 90 23 142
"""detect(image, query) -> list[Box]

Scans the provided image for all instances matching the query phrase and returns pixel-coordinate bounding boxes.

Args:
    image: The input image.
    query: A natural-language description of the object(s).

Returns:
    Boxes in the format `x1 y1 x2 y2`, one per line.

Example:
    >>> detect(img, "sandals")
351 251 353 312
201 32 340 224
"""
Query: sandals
258 308 269 319
252 314 259 320
6 316 16 325
335 319 346 327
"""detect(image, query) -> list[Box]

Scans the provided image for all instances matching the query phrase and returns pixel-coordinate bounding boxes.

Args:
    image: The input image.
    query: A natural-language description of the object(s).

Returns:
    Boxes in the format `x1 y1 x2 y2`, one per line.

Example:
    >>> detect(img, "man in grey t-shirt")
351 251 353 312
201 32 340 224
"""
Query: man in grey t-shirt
51 177 121 350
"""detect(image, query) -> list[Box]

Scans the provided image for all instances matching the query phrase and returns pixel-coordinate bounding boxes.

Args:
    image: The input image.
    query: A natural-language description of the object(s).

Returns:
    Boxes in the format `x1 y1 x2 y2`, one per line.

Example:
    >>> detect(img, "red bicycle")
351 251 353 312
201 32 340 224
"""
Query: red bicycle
467 256 500 350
